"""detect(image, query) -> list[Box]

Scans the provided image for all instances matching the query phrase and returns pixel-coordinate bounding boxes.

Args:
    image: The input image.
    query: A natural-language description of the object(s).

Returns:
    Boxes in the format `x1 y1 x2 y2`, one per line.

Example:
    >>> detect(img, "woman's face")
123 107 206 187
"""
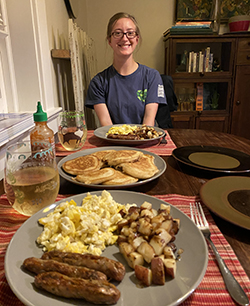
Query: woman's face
109 18 139 58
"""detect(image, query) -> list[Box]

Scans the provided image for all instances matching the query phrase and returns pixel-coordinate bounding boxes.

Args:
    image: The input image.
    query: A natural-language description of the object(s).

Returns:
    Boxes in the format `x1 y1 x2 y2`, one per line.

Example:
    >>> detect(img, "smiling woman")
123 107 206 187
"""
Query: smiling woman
85 12 167 127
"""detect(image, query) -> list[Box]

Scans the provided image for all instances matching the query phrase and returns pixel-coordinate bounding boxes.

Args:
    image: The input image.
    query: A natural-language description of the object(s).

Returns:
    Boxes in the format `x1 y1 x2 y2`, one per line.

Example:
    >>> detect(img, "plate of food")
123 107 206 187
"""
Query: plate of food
5 190 208 306
200 176 250 230
172 145 250 173
94 124 166 145
57 146 166 189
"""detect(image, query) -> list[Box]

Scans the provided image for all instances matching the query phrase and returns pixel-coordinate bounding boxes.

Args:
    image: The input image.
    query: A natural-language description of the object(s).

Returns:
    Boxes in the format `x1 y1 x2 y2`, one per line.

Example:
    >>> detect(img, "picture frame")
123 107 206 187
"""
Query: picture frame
220 0 250 22
175 0 213 21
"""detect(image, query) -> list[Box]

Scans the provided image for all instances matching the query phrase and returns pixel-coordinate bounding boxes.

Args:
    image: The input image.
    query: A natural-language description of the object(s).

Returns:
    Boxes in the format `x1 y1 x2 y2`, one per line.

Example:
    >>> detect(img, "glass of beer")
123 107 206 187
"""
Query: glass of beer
4 141 60 216
58 110 87 151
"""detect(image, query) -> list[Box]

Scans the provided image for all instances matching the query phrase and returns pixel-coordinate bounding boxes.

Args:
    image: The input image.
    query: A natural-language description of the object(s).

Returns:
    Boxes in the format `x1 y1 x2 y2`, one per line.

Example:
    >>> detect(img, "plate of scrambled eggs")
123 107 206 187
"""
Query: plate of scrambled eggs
5 190 208 306
94 124 165 145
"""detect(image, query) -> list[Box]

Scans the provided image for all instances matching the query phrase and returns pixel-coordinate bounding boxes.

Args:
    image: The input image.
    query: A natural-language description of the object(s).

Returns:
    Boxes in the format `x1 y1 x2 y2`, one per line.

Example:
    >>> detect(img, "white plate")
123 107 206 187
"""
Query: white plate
57 146 166 189
94 124 166 145
5 191 208 306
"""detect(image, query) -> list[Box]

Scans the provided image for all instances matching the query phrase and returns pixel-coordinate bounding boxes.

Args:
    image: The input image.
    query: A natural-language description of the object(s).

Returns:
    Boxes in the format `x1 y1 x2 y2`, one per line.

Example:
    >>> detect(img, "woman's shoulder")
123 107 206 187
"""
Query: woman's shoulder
138 64 160 76
89 65 115 87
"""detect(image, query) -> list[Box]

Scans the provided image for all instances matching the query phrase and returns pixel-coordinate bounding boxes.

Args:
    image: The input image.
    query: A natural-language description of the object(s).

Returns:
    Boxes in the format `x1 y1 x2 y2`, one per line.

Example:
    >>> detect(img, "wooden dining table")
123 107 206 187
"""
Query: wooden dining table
56 128 250 279
0 128 250 306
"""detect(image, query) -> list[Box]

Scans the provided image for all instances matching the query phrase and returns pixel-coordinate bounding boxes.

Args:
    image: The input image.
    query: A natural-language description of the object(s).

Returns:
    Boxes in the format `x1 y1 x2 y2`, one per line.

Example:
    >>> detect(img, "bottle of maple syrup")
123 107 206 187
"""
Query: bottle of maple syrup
30 101 55 152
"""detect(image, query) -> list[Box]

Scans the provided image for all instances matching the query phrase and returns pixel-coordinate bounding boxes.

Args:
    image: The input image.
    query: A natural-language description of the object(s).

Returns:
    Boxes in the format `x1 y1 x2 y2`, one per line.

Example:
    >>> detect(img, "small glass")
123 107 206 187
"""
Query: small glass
58 110 87 151
4 141 60 216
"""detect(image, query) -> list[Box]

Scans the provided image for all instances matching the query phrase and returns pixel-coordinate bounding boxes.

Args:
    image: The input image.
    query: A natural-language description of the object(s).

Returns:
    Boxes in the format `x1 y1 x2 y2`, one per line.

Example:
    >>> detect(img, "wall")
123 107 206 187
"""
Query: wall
85 0 175 74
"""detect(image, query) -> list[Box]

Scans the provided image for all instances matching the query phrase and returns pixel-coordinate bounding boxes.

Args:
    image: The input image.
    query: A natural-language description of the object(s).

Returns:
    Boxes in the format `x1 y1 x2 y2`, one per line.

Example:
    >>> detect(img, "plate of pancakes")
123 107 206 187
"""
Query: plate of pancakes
58 146 166 189
94 124 166 145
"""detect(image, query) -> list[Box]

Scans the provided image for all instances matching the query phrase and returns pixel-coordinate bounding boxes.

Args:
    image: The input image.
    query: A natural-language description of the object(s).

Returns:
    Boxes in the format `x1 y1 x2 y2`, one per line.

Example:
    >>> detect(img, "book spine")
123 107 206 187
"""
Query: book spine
188 51 194 73
205 47 210 72
209 53 213 72
198 51 203 72
193 52 197 72
196 83 204 111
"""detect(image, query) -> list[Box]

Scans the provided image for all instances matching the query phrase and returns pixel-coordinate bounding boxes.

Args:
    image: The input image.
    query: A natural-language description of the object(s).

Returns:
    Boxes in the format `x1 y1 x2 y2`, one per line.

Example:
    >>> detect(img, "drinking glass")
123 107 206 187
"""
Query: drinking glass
58 110 87 151
4 141 60 216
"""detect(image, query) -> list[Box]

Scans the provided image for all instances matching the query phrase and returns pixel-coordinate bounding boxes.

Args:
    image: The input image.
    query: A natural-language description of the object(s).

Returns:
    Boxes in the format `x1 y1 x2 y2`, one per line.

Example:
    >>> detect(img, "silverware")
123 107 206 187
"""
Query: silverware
190 202 249 306
160 134 167 145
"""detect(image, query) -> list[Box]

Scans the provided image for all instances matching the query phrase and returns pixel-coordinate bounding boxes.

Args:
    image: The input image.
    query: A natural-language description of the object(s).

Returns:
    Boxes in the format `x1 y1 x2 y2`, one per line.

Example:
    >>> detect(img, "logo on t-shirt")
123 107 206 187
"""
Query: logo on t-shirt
137 89 147 102
158 84 164 98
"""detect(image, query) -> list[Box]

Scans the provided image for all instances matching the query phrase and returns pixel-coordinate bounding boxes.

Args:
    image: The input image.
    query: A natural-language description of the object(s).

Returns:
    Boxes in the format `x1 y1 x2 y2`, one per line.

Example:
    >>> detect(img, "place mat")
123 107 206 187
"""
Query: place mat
0 193 249 306
55 130 176 157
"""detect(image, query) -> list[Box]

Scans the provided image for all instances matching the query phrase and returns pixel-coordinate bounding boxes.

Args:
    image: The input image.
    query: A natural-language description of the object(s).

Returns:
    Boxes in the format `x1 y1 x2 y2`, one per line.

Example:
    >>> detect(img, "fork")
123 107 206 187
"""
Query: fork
190 202 249 306
160 134 167 145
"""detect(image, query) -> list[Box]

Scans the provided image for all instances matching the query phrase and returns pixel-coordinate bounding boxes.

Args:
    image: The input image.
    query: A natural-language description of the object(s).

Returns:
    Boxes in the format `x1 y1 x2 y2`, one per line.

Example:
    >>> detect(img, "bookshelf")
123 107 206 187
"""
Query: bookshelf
164 32 250 137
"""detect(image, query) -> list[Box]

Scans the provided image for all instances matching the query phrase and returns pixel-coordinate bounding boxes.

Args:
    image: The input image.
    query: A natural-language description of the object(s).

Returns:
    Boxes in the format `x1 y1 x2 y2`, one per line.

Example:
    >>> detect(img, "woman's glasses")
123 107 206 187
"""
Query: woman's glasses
111 31 137 39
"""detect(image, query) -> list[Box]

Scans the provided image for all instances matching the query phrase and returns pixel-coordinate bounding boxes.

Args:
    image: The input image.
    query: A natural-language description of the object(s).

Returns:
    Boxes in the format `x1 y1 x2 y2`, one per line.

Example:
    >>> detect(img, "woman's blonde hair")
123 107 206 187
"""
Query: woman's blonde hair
106 12 141 42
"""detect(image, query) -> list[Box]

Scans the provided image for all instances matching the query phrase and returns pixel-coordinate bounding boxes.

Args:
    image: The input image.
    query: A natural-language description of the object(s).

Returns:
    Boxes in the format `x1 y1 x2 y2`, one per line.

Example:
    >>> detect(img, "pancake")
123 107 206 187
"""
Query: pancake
118 154 159 179
104 150 143 167
102 169 138 185
90 150 116 167
73 167 117 184
62 155 101 175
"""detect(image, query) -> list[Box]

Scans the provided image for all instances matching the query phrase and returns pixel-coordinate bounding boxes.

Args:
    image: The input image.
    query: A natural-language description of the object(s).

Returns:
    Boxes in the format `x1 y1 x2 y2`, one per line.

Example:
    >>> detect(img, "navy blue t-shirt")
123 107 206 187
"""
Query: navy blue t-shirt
85 64 167 124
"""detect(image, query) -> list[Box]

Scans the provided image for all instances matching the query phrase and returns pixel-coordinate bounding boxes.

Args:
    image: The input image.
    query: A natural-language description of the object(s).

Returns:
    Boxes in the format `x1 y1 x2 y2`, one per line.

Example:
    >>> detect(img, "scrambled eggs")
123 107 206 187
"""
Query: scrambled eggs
37 190 133 255
107 124 138 135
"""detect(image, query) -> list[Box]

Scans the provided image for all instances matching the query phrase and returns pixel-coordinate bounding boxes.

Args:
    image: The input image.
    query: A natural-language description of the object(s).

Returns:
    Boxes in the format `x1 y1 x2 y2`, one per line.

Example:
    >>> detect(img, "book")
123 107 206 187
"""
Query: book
188 51 194 73
198 51 204 72
209 53 214 72
193 52 197 72
174 21 212 28
205 47 210 72
196 83 204 111
163 27 213 36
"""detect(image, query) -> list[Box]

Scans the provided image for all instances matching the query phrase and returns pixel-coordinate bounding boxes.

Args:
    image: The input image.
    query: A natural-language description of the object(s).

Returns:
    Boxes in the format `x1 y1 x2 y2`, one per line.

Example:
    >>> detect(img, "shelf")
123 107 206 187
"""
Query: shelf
51 49 70 60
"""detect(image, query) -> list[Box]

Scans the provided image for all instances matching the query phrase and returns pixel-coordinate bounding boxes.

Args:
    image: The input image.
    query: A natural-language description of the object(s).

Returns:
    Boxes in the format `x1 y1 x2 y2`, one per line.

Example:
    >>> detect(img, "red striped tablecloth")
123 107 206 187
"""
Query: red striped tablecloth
55 130 176 157
0 193 249 306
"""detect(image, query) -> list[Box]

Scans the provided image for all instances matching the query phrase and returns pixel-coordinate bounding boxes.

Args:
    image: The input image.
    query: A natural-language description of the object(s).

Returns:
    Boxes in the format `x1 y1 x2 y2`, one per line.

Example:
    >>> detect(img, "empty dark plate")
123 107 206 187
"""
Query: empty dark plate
172 145 250 173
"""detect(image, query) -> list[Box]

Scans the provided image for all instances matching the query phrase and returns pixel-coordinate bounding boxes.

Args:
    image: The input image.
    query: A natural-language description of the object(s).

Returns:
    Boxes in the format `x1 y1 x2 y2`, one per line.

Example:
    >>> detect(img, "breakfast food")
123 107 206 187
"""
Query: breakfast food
23 191 182 304
62 149 160 185
74 168 117 184
118 154 159 179
36 190 134 255
102 169 138 185
90 150 116 167
106 124 164 140
41 251 126 282
116 201 181 287
62 155 101 175
103 150 143 167
34 271 120 304
23 257 107 280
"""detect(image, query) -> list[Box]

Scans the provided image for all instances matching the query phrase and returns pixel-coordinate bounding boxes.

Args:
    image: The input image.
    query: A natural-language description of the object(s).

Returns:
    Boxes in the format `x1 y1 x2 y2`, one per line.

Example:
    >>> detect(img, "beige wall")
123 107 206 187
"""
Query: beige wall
83 0 175 74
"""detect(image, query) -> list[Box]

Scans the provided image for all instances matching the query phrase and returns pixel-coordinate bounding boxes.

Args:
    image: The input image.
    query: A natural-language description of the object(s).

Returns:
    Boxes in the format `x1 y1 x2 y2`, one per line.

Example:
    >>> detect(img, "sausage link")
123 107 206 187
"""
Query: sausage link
41 251 125 281
23 257 107 280
34 271 120 304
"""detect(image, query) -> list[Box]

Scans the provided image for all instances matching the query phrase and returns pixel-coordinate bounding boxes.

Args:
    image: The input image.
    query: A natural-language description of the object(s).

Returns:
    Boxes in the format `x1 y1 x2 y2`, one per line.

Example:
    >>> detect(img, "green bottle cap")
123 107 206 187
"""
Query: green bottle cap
33 101 47 122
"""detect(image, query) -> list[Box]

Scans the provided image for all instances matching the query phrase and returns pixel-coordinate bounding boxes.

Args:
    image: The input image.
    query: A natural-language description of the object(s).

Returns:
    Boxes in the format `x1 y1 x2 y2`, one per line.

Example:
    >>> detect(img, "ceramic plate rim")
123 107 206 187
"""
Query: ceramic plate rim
94 124 166 145
172 145 250 173
57 146 166 189
200 176 250 230
5 190 208 306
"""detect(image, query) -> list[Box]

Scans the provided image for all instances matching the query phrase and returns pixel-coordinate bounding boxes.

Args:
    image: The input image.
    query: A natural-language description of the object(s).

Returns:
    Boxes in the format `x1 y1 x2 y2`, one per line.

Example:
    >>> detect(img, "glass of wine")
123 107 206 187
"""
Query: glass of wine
4 141 60 216
58 110 87 151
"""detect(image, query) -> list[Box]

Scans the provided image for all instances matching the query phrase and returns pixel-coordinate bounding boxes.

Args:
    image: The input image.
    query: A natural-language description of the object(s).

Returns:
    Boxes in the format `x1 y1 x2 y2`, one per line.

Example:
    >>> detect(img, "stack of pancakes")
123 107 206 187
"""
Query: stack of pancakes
62 150 159 185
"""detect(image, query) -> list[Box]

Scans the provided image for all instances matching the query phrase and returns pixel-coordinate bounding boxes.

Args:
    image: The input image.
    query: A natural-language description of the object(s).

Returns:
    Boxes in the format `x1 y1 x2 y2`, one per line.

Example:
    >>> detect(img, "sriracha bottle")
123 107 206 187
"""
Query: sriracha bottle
30 101 55 153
